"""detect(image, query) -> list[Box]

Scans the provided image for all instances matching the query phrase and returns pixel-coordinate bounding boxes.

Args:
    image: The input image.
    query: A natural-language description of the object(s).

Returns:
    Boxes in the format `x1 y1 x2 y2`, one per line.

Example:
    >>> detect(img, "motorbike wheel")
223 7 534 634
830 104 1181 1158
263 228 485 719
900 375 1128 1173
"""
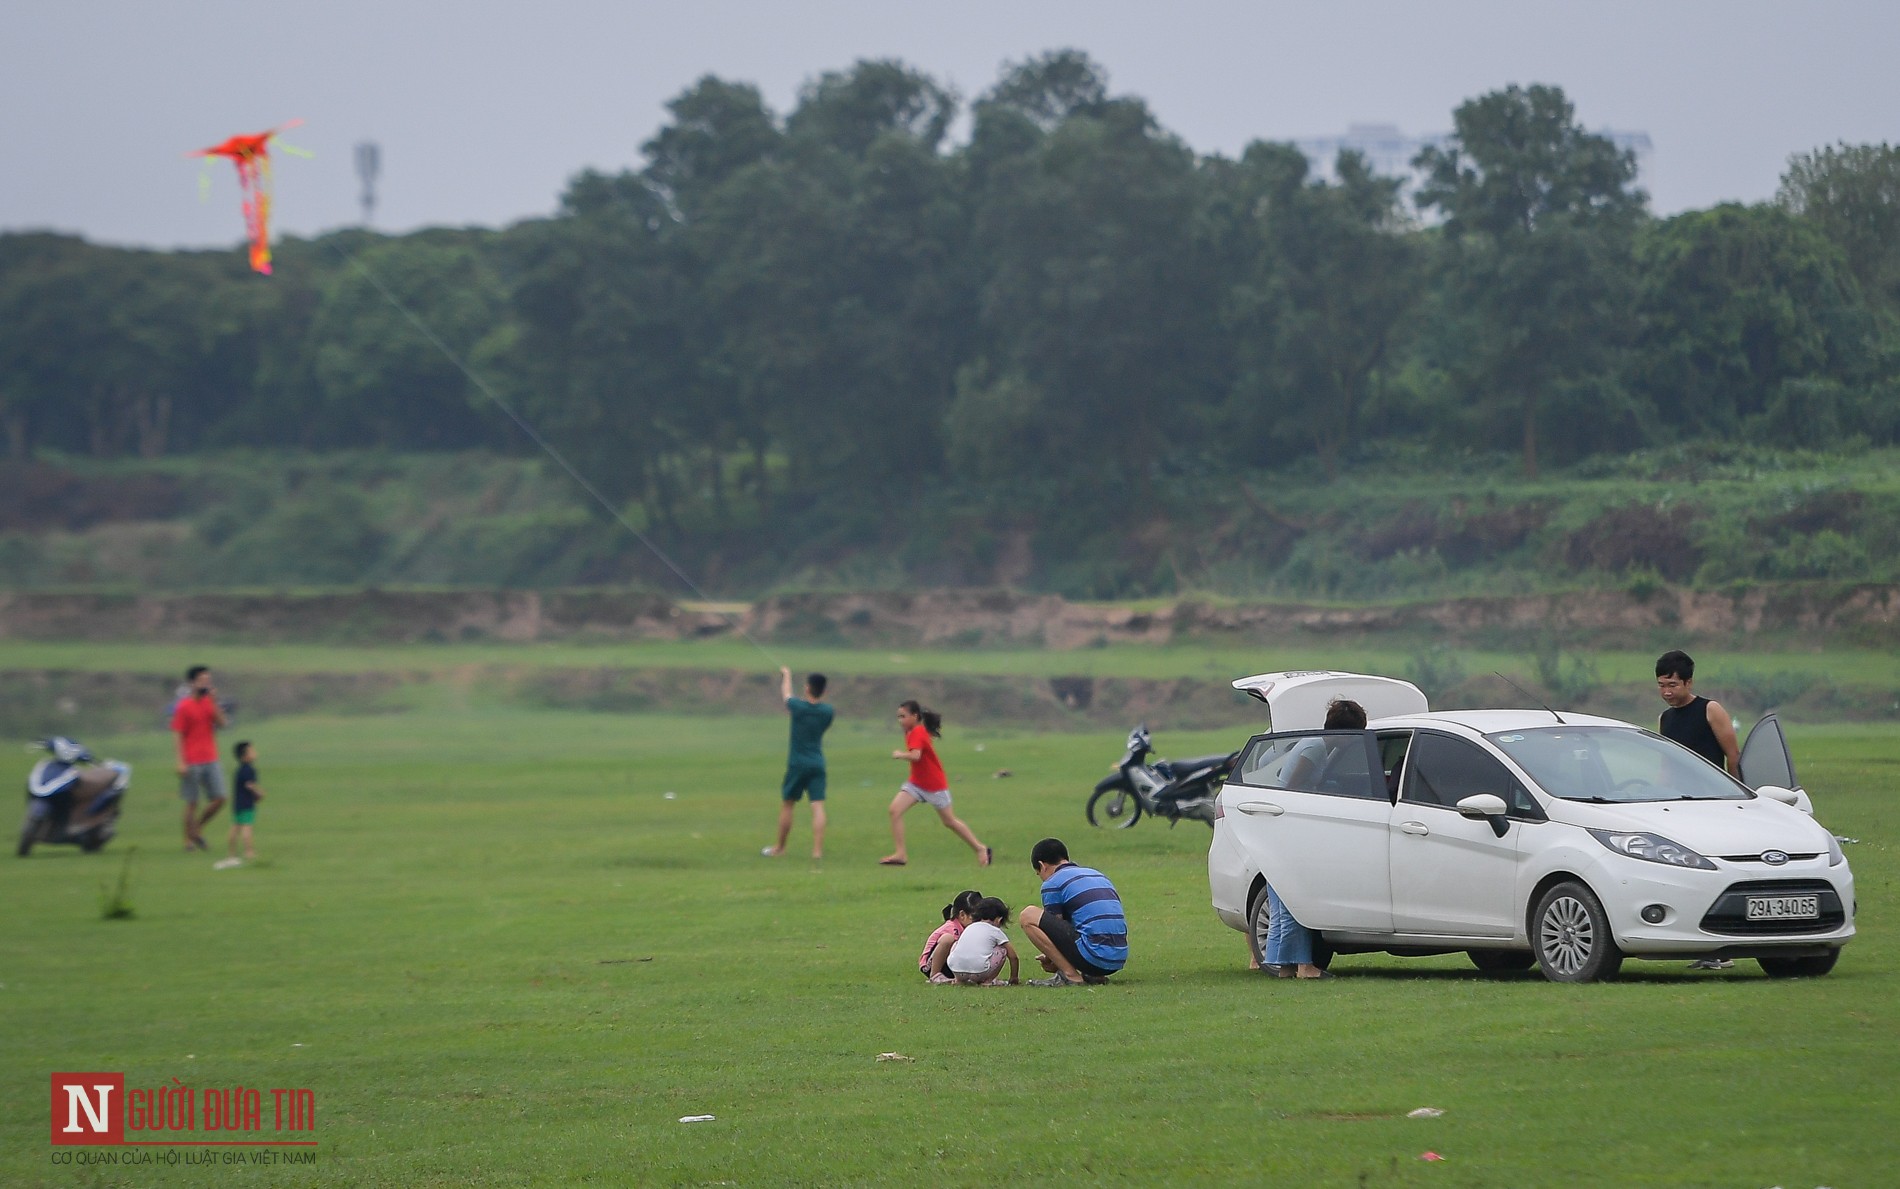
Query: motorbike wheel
79 829 107 854
17 814 39 858
1086 785 1143 829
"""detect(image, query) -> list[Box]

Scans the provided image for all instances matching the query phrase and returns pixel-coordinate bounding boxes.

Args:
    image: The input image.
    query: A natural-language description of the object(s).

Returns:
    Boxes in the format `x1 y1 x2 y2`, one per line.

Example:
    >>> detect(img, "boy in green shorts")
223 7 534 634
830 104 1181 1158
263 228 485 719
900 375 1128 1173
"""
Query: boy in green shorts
215 741 265 869
764 667 833 860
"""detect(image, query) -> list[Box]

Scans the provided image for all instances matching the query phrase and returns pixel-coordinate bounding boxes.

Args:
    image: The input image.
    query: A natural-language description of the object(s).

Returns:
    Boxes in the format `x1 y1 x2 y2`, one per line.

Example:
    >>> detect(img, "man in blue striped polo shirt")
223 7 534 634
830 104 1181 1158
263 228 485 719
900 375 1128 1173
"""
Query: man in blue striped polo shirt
1020 837 1128 986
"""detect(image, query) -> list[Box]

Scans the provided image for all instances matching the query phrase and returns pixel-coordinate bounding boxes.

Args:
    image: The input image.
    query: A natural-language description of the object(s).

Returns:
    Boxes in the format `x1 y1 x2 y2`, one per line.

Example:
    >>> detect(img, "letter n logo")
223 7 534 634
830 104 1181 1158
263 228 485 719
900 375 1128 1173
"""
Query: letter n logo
51 1073 124 1145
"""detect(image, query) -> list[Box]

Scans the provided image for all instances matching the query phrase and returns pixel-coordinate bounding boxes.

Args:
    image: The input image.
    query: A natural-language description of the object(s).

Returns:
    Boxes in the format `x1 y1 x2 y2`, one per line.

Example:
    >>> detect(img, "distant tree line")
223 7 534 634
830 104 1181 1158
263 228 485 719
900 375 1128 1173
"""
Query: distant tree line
3 53 1898 525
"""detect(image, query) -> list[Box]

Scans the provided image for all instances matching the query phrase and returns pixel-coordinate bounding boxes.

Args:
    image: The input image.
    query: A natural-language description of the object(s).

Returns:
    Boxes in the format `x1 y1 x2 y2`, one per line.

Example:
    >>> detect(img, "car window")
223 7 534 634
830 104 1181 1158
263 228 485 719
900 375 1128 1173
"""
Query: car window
1403 732 1538 815
1235 732 1383 800
1377 731 1411 799
1486 726 1750 803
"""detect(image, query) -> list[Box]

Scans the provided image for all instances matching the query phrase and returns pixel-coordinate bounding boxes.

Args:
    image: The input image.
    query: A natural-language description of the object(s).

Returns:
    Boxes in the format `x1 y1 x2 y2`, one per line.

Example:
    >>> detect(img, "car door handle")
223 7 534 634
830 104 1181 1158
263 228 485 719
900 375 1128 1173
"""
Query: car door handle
1235 801 1285 817
1399 821 1430 836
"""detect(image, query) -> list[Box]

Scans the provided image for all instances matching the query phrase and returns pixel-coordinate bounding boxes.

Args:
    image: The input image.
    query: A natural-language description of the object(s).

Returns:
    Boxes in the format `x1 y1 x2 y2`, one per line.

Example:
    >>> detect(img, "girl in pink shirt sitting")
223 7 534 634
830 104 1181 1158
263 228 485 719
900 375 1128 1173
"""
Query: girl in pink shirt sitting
918 890 982 984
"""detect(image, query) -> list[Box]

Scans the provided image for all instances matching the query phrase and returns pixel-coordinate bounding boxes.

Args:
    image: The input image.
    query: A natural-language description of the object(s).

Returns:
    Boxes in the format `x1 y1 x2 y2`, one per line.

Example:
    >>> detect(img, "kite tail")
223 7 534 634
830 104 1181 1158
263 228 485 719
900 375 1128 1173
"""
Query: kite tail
234 155 274 275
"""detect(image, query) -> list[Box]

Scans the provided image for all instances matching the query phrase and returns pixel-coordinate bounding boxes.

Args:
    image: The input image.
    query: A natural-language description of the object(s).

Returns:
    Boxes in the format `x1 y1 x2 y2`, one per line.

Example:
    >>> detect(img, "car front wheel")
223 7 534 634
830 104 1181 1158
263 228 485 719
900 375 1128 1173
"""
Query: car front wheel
1533 881 1624 983
1758 950 1840 978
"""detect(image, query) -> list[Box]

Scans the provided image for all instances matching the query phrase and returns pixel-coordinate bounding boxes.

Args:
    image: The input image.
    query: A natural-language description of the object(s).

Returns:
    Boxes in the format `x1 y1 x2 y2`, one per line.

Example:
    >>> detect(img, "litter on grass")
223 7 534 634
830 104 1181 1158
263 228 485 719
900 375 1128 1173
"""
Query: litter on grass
1407 1107 1446 1118
875 1052 915 1062
678 1115 716 1123
663 791 677 800
1419 1151 1445 1162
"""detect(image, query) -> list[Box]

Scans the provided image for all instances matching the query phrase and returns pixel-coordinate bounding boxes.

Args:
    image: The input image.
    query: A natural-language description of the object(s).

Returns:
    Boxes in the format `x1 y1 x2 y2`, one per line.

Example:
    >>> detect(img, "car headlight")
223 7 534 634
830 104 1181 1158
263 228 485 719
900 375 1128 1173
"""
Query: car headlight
1587 829 1716 870
1827 834 1846 868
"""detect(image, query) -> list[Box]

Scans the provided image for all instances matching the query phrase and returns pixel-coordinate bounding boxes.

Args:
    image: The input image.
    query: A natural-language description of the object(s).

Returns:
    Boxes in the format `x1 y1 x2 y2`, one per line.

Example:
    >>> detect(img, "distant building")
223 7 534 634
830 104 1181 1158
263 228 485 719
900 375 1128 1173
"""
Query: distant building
1291 123 1653 197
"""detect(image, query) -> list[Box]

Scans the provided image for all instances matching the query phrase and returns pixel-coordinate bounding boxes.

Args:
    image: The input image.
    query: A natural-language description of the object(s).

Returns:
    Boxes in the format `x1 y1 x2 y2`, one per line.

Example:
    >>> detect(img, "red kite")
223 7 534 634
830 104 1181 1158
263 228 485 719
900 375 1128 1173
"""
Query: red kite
190 121 303 274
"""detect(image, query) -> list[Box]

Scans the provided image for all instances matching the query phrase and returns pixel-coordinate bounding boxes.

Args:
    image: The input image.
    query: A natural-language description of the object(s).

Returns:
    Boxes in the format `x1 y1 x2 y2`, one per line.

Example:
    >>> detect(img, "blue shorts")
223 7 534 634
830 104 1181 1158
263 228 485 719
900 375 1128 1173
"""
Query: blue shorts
781 766 827 802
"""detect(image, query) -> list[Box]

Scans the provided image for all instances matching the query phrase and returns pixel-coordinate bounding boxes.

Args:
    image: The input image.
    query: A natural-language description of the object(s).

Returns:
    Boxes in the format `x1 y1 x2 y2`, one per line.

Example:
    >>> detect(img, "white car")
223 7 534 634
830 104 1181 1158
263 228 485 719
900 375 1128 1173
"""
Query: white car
1207 672 1853 982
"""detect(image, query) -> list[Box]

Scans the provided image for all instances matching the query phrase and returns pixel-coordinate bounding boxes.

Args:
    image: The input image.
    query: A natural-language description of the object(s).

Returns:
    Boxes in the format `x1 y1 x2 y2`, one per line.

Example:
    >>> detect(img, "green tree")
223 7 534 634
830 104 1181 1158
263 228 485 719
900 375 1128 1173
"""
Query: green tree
1633 203 1886 445
1415 84 1647 475
507 172 702 520
1219 144 1424 477
687 60 967 504
641 77 783 219
956 89 1223 505
1777 143 1900 310
307 234 512 449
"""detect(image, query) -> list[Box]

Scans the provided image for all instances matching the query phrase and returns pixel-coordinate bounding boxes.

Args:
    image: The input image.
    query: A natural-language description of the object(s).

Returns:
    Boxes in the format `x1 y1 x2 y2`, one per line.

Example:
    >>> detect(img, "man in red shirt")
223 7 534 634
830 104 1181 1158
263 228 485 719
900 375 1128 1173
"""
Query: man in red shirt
171 665 229 851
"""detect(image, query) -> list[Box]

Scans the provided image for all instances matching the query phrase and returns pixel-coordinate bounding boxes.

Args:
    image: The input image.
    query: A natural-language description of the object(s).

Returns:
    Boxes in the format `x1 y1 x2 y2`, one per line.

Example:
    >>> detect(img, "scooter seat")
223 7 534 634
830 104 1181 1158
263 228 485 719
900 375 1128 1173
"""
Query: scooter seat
1164 753 1234 777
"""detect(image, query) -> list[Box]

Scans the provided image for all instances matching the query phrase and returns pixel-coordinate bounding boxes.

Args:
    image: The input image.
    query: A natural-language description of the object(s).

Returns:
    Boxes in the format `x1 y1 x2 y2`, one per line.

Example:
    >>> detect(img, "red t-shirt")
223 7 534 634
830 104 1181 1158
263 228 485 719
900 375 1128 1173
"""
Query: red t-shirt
906 724 948 792
171 694 220 765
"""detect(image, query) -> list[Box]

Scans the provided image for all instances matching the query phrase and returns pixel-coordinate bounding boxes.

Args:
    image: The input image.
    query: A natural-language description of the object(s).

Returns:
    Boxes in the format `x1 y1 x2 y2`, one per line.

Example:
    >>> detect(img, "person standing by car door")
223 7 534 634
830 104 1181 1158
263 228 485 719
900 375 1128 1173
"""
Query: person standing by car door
1656 651 1741 777
1259 699 1368 979
1656 649 1742 970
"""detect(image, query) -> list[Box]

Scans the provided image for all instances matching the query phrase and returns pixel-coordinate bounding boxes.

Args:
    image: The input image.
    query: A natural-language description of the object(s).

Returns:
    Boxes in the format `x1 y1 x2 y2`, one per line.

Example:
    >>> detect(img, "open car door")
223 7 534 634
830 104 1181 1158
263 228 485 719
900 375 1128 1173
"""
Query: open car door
1739 711 1813 814
1221 730 1394 932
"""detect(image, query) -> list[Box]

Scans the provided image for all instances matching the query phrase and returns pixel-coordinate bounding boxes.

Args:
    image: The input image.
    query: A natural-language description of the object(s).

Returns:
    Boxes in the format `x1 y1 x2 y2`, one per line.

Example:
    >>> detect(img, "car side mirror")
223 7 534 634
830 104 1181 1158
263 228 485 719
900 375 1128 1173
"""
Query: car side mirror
1456 793 1511 837
1754 785 1813 815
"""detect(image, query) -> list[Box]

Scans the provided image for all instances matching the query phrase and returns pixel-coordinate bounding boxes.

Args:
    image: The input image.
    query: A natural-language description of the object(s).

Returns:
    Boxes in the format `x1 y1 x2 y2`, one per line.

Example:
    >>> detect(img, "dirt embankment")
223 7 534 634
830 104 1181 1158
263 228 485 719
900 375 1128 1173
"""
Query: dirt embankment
0 670 406 739
0 666 1263 740
0 589 724 643
518 668 1258 732
745 586 1900 649
0 584 1896 648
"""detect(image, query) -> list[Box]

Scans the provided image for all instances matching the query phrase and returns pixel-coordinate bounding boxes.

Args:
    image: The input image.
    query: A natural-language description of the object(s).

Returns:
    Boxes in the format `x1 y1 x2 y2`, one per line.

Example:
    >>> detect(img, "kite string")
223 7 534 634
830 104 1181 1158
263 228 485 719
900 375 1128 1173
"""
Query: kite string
323 239 784 668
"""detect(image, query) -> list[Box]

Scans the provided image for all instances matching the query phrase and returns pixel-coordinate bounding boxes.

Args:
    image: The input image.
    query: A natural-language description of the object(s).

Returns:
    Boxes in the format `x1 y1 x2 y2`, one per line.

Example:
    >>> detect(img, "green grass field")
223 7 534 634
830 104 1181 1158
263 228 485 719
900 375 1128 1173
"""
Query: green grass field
2 699 1895 1186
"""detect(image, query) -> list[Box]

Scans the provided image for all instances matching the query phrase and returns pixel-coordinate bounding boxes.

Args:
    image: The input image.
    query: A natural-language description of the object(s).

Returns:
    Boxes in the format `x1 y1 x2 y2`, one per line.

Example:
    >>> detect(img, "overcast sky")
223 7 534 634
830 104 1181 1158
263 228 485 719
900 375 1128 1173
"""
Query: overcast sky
5 1 1896 251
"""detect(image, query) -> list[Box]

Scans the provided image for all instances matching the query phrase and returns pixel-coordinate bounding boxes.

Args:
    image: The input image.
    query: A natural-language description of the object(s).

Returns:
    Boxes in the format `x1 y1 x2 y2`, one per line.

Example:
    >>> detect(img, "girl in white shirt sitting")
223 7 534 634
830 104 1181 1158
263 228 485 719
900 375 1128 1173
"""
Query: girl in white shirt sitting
946 897 1020 985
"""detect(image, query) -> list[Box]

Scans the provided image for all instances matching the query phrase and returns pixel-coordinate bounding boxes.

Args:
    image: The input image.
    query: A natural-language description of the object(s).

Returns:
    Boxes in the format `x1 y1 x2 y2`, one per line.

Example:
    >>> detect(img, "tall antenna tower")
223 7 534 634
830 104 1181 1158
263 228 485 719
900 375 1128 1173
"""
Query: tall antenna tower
354 141 382 227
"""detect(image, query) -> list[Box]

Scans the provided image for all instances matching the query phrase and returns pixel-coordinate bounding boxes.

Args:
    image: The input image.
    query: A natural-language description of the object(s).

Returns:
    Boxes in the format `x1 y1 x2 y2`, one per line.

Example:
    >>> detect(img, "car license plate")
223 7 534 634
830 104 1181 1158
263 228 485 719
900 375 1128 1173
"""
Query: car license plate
1745 895 1819 921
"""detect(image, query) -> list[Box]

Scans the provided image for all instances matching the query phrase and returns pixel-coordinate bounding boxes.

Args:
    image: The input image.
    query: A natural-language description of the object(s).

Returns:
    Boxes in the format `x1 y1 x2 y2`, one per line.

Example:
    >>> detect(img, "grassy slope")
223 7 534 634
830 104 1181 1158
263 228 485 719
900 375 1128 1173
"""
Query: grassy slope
7 444 1900 596
1 705 1893 1187
4 638 1896 685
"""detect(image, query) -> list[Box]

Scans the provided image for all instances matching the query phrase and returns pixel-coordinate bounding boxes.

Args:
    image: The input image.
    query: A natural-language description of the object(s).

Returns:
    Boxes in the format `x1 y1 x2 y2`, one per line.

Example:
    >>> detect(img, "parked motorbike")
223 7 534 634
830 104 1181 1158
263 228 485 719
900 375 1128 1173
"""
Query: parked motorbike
1086 724 1237 829
20 737 129 857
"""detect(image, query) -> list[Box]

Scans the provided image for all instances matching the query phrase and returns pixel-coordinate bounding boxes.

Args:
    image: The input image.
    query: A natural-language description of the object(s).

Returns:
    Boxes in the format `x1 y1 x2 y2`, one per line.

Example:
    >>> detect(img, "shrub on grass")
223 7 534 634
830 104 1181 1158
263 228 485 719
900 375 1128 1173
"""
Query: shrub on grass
99 847 137 920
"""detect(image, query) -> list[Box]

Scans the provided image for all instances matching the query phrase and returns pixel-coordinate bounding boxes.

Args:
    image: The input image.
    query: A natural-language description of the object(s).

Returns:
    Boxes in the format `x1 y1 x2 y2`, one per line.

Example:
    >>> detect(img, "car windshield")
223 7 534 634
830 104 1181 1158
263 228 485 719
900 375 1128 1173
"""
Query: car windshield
1484 726 1751 803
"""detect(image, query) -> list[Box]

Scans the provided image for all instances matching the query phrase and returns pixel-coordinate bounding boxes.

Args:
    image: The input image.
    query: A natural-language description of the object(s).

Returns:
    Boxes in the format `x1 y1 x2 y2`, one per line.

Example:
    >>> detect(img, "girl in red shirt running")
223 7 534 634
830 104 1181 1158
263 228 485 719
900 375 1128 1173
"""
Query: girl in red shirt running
880 700 992 868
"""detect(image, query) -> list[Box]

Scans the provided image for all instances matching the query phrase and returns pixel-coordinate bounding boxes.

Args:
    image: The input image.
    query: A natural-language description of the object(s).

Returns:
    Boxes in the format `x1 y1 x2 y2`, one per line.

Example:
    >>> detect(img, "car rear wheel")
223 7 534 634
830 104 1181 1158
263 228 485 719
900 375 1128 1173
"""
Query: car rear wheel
1467 949 1536 975
1247 883 1333 974
1533 881 1624 983
1758 950 1840 978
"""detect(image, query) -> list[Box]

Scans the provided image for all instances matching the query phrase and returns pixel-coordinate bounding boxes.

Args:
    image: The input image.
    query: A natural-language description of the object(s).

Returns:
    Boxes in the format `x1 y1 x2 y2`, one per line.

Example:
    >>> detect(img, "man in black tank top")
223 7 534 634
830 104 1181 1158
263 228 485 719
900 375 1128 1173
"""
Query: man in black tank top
1655 650 1740 777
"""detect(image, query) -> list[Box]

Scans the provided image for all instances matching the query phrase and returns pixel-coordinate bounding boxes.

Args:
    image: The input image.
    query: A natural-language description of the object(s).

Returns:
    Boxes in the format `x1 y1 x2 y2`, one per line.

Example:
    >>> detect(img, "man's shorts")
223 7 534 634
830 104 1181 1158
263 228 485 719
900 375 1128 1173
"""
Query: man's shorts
179 763 224 803
782 765 827 802
899 781 952 810
232 808 257 825
1037 910 1117 980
